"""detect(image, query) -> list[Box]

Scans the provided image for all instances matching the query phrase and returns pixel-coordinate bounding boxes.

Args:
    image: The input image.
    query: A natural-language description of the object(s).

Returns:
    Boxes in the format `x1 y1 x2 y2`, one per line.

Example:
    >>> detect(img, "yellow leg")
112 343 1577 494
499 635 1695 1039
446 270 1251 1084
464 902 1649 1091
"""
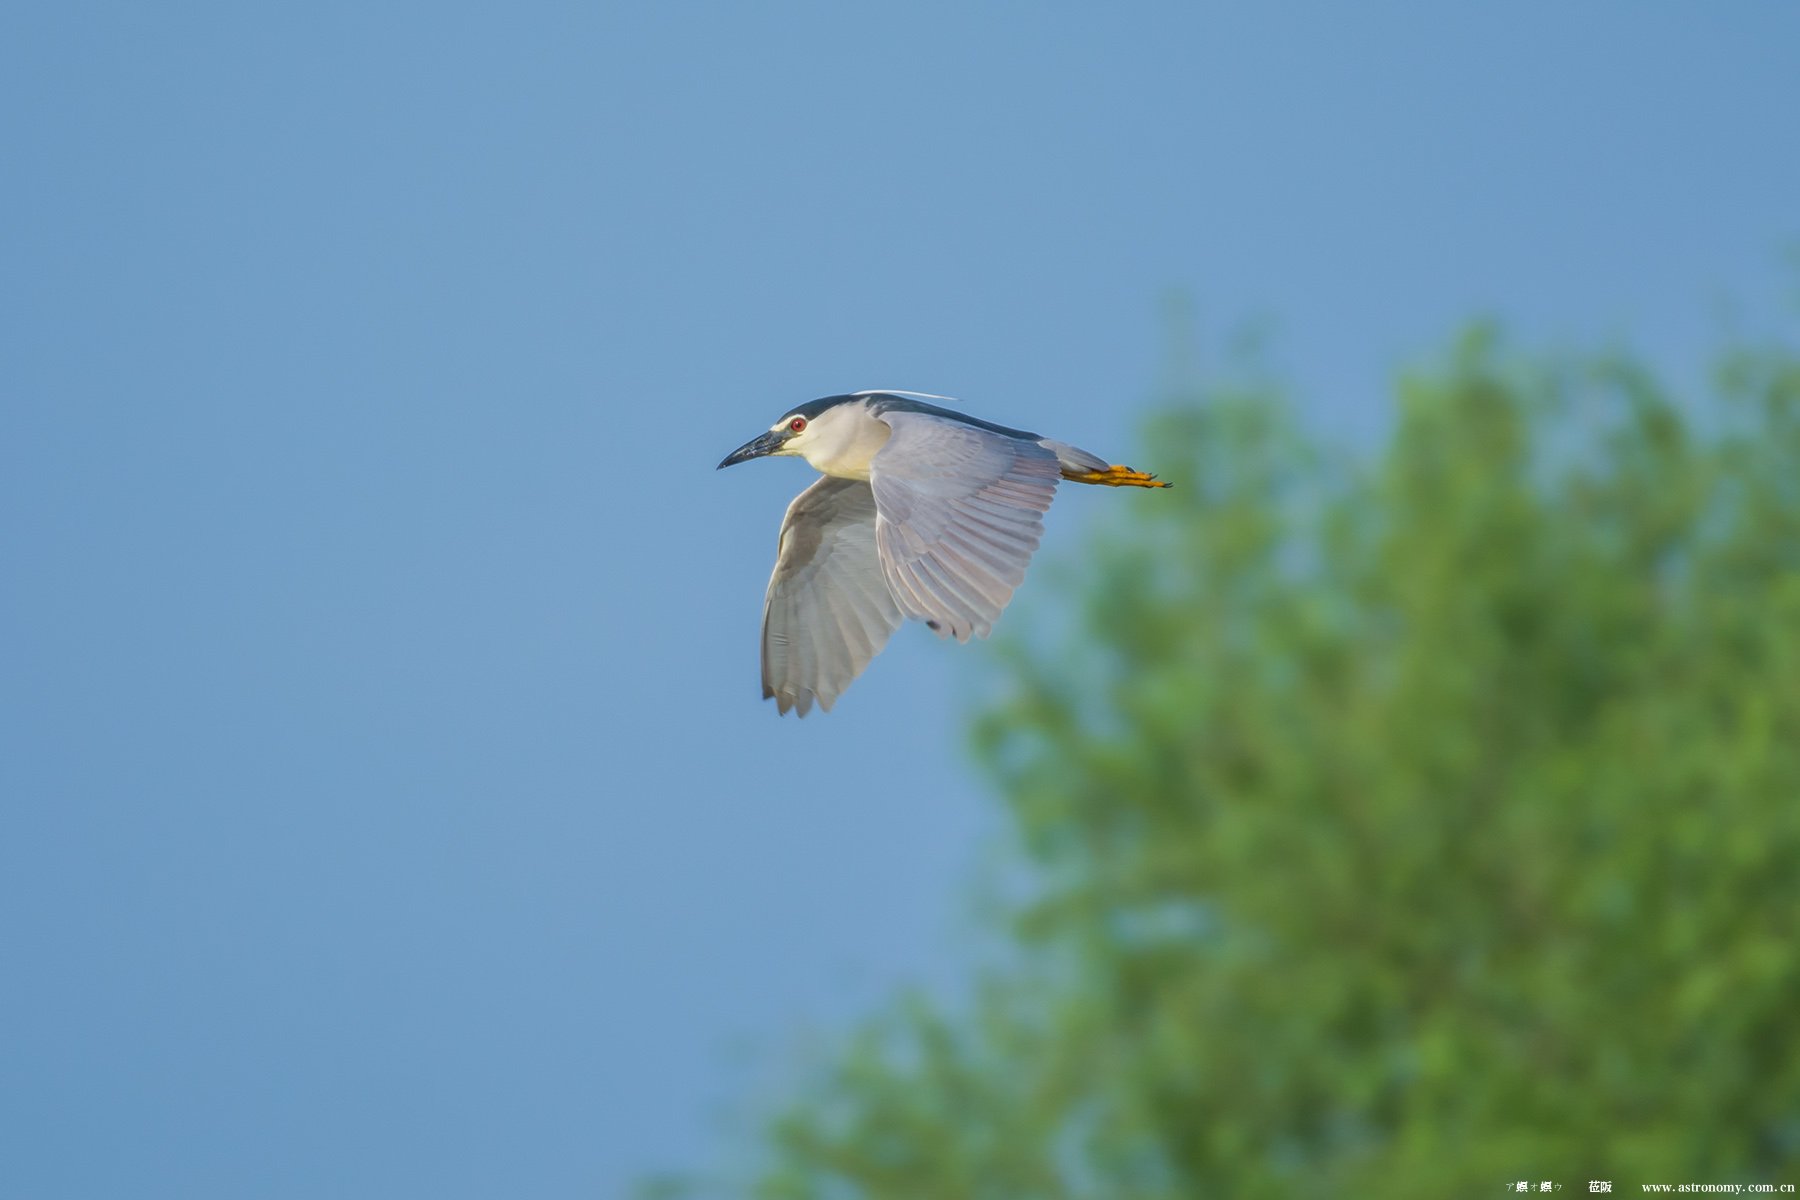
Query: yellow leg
1067 464 1172 488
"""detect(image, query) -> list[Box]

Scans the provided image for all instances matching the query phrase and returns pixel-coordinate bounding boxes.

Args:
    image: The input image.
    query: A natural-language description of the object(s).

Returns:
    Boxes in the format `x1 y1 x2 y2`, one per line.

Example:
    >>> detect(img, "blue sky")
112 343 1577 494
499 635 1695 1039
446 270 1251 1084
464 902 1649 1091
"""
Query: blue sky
3 3 1796 1196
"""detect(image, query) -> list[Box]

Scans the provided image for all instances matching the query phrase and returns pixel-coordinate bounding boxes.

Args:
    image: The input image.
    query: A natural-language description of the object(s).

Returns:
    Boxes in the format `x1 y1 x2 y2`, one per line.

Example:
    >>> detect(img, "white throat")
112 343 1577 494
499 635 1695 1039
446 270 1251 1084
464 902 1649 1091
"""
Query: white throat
795 402 892 481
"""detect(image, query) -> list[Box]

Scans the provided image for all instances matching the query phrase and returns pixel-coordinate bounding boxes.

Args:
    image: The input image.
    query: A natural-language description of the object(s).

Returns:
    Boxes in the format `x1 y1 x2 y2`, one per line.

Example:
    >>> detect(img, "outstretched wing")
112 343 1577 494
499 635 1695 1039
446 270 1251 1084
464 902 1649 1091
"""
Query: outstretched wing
868 411 1061 642
762 476 905 716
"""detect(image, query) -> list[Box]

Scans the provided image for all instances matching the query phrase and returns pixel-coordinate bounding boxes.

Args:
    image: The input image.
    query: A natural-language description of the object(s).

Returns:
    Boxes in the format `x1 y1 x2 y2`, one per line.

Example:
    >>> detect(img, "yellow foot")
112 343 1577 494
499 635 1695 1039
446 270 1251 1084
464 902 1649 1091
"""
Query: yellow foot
1069 464 1172 488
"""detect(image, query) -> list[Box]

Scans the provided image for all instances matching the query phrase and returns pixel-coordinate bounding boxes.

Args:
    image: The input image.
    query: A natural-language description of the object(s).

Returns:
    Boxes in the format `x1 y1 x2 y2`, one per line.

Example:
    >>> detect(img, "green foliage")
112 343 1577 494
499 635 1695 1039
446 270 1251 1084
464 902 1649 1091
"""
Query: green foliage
735 329 1800 1198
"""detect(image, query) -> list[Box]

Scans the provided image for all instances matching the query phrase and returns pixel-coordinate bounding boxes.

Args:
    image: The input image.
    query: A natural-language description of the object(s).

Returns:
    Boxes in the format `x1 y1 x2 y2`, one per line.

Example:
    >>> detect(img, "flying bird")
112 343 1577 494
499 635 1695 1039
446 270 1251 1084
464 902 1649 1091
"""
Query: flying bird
717 390 1170 715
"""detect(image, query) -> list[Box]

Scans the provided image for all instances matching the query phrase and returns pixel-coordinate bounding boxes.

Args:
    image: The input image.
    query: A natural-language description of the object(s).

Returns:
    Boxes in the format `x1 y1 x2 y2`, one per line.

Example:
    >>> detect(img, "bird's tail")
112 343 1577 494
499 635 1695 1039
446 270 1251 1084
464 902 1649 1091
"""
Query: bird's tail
1039 439 1172 489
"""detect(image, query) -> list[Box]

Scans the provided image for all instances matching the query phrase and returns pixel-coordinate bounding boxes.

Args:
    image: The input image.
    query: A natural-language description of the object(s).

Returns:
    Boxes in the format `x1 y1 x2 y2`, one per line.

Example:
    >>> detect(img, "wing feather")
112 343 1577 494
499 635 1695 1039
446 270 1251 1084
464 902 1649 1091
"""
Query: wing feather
761 476 904 716
868 412 1060 642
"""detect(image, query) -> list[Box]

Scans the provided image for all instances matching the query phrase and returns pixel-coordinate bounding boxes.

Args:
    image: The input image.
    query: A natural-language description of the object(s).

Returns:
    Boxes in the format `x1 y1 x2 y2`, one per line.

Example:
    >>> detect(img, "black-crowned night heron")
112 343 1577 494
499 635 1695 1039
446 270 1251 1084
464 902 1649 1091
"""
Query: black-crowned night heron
718 390 1170 715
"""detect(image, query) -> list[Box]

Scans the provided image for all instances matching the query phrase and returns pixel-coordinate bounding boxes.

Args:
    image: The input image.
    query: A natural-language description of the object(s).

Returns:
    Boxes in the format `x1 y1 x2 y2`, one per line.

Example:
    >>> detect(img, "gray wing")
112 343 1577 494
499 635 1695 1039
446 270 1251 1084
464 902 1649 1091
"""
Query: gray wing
868 411 1061 642
762 476 905 716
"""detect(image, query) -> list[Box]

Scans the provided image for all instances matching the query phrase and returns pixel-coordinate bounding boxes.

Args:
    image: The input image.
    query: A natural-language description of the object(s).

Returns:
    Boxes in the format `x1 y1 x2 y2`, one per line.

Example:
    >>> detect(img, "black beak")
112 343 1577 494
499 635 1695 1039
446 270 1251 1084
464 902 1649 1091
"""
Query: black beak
717 429 788 470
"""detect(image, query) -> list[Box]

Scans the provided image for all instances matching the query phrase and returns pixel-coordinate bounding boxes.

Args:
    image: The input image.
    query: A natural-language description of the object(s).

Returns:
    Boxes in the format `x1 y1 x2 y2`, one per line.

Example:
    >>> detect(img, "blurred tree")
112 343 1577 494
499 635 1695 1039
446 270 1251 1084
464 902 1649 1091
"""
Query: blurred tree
660 328 1800 1199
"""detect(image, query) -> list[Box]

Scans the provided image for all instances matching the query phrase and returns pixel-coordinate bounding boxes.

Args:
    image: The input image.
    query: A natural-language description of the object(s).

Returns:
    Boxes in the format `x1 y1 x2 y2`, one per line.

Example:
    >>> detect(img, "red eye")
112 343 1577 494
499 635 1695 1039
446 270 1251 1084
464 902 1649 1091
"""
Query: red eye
788 417 807 432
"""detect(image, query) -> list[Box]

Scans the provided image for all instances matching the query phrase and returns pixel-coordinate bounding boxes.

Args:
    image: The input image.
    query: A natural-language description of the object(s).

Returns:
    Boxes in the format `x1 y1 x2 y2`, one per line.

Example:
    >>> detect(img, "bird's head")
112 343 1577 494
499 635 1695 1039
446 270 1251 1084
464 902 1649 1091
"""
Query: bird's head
716 396 855 469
